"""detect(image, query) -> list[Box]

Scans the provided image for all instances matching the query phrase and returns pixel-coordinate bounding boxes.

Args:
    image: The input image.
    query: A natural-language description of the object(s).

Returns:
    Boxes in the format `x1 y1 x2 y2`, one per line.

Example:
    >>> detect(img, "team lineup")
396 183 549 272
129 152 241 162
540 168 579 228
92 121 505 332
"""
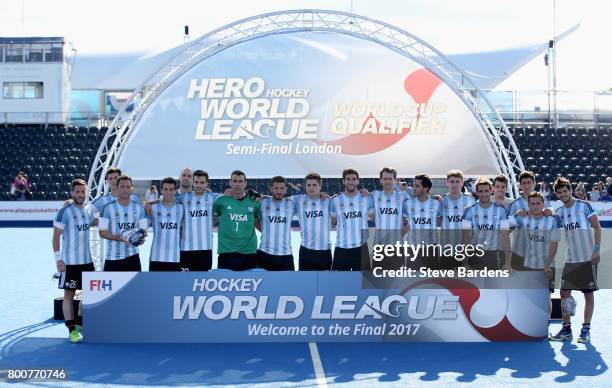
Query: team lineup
52 167 601 344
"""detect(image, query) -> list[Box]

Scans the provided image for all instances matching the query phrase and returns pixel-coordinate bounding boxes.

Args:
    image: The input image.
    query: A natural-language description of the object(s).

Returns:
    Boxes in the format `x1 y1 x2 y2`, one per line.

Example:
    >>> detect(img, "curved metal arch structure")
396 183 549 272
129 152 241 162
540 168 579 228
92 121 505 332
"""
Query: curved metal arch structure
88 9 524 198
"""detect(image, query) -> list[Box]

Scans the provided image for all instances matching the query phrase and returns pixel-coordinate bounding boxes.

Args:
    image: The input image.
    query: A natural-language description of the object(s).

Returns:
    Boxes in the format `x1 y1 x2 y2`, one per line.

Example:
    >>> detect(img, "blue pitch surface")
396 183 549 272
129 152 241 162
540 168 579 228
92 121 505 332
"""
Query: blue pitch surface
0 228 610 387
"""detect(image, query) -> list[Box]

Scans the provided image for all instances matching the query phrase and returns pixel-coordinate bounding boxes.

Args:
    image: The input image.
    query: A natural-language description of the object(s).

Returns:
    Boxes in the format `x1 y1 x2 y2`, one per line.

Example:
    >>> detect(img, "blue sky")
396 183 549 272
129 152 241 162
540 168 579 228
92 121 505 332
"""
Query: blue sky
1 0 610 90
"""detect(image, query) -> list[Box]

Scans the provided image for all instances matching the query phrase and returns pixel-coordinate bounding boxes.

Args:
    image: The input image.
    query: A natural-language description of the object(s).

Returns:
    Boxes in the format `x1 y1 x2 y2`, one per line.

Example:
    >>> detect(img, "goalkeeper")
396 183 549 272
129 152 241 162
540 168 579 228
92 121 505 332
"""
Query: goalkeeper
98 175 148 271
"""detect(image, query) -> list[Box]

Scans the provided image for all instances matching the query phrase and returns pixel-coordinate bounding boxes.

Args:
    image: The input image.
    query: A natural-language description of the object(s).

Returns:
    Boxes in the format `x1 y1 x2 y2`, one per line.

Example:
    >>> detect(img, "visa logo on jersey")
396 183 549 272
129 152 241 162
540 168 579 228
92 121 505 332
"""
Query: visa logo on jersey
563 222 581 230
343 211 362 219
230 213 247 221
117 222 135 230
189 210 209 217
89 279 112 291
77 224 90 232
412 217 432 225
446 215 463 223
529 234 545 242
268 216 287 223
305 210 323 218
379 208 398 215
477 224 495 231
161 222 178 229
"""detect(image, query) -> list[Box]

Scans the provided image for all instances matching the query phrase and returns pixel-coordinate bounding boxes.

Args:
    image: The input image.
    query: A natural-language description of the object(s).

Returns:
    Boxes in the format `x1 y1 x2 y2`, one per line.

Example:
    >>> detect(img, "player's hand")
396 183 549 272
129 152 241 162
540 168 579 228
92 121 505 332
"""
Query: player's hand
515 209 528 217
319 192 329 200
56 260 66 272
144 201 153 216
223 188 232 196
63 198 73 206
544 266 553 278
591 252 600 264
360 188 370 196
543 208 553 216
433 194 443 202
205 188 211 192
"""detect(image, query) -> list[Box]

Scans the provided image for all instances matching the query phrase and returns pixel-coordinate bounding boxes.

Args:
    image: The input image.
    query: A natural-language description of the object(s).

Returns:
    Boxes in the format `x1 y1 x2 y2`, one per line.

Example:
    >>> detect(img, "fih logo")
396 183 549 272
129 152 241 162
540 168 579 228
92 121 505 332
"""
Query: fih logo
89 279 112 291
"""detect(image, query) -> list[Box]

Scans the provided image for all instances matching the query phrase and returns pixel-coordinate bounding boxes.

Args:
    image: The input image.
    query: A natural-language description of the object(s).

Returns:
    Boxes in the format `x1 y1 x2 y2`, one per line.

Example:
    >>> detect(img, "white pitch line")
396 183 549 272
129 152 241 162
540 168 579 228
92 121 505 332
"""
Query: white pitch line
309 342 328 388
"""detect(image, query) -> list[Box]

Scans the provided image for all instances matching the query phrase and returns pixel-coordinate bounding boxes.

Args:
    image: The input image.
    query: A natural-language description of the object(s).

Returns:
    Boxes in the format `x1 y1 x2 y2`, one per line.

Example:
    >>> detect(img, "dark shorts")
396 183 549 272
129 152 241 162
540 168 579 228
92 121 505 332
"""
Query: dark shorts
218 252 257 271
333 244 370 271
561 261 598 292
149 261 183 272
468 250 503 270
103 254 142 272
372 244 405 271
180 250 212 271
524 266 556 292
256 250 295 271
405 244 440 270
58 262 95 290
437 252 463 270
511 252 526 271
299 246 332 271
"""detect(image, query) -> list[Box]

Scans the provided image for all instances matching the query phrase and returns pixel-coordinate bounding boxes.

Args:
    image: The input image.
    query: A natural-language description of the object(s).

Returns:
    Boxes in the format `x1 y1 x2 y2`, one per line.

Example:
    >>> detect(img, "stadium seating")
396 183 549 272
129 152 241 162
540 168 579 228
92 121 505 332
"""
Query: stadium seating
0 124 610 201
508 125 612 194
0 124 107 200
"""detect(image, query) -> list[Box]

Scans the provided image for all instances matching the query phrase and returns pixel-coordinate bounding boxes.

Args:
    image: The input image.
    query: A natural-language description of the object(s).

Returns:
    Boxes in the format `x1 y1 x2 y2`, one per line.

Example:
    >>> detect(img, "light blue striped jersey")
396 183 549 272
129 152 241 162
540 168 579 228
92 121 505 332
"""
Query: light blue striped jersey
462 202 509 250
149 202 185 263
91 193 142 213
439 193 475 246
515 215 562 269
331 192 373 249
555 199 597 263
509 196 551 256
371 190 409 244
293 194 331 250
439 193 475 229
177 192 220 251
98 200 148 260
258 197 296 256
53 204 95 265
403 196 441 244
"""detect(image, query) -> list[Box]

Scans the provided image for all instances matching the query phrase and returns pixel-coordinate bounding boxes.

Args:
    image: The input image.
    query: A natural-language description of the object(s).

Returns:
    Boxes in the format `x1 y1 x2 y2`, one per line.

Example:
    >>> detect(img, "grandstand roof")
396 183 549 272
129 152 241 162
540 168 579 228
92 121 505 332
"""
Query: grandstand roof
66 26 576 91
0 36 64 44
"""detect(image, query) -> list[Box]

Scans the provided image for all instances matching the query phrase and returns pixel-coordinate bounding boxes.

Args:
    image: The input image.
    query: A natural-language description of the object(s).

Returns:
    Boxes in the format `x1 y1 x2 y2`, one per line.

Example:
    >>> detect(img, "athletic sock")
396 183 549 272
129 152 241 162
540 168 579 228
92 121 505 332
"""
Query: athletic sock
65 319 75 333
562 322 571 330
582 323 591 330
75 315 82 327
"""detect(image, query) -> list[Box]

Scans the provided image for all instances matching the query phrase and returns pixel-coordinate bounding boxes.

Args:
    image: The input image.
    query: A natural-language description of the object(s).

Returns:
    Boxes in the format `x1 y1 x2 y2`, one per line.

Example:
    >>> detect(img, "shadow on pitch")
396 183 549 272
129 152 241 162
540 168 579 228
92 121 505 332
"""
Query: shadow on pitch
316 340 608 383
0 323 318 386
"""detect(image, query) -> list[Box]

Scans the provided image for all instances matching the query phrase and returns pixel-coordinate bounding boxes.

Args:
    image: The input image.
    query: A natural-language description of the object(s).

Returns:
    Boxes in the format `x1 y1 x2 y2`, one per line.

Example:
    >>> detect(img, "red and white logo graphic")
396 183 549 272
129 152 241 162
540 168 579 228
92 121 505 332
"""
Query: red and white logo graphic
317 69 442 155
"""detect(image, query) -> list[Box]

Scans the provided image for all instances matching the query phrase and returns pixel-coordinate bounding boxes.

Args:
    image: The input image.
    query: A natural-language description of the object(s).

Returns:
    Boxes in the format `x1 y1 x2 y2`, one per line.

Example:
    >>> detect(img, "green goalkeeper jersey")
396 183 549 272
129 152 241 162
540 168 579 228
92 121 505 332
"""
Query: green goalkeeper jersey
213 194 261 254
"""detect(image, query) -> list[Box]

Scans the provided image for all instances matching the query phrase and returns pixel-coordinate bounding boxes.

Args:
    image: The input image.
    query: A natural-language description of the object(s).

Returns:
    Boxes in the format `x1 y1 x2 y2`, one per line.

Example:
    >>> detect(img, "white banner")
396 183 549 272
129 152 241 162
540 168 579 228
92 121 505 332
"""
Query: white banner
0 201 63 223
118 32 499 179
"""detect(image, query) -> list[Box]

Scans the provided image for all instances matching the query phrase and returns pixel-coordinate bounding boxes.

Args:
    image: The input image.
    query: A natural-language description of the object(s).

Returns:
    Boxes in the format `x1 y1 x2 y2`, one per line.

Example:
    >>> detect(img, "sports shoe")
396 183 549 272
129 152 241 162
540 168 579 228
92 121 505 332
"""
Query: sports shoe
549 325 572 341
69 329 83 343
577 327 590 343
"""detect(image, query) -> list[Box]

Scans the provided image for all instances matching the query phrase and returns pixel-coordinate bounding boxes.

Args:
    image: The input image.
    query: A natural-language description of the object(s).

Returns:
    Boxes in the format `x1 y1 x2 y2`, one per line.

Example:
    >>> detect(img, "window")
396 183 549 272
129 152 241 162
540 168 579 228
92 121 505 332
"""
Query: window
25 43 44 62
44 43 63 62
5 44 23 62
2 82 44 99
